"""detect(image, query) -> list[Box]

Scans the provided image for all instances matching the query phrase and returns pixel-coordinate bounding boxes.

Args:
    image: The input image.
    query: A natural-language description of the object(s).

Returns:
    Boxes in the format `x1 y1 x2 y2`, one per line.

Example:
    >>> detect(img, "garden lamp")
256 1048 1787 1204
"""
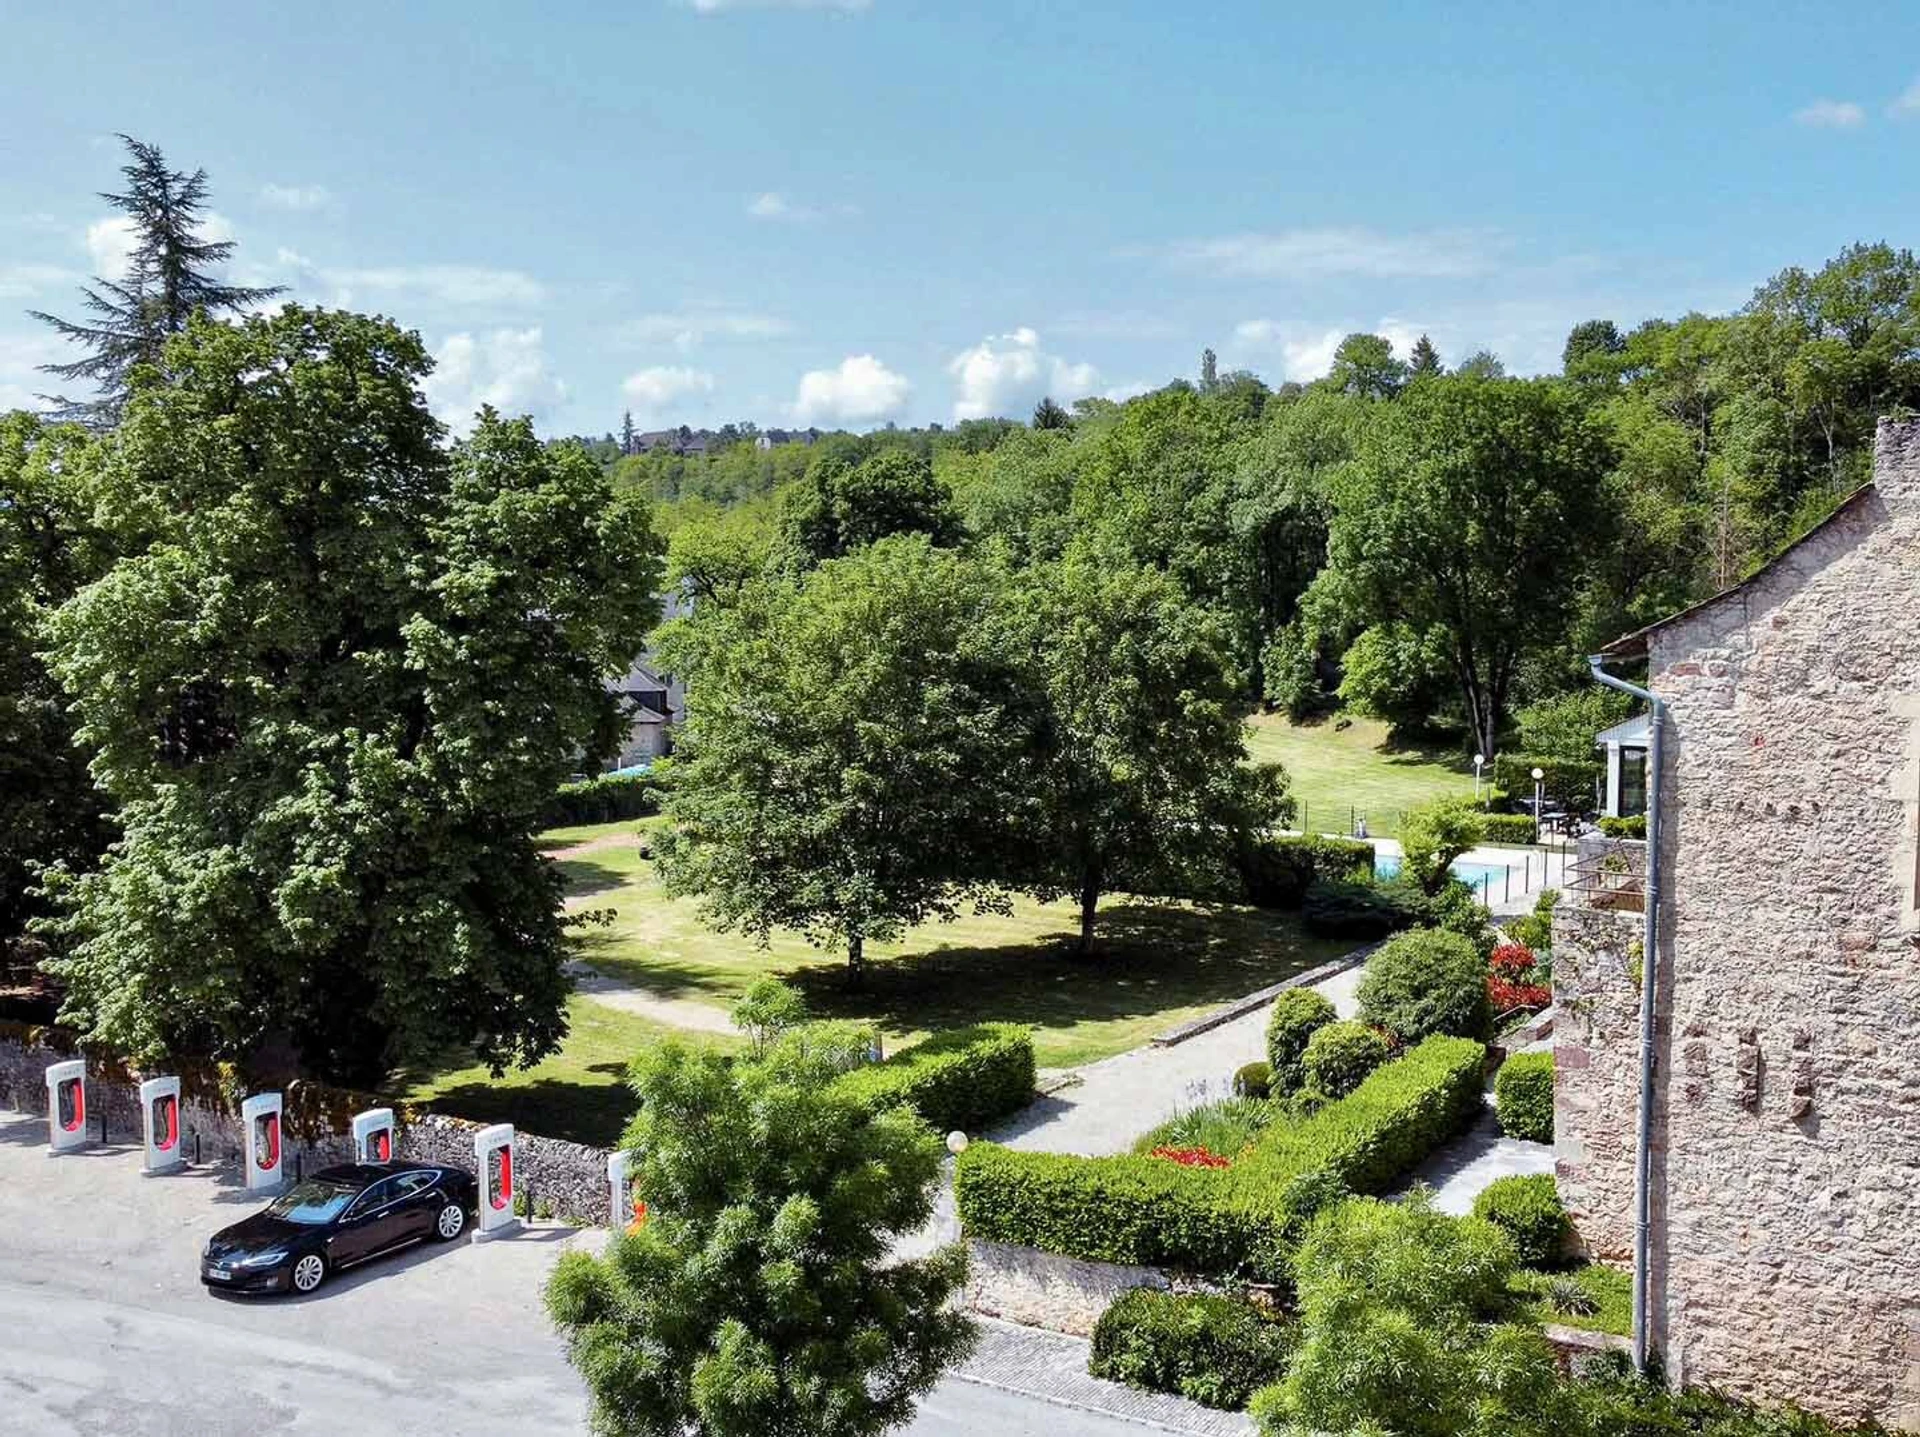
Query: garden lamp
1531 766 1545 824
1473 753 1485 802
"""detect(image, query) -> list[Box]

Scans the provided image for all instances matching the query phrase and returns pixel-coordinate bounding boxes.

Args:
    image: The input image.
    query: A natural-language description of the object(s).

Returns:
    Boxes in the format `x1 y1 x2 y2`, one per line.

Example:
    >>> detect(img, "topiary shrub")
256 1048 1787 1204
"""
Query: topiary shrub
1357 926 1494 1044
1265 987 1336 1093
1089 1288 1295 1410
1472 1174 1568 1267
1494 1050 1554 1143
1300 1021 1390 1098
1233 1061 1273 1099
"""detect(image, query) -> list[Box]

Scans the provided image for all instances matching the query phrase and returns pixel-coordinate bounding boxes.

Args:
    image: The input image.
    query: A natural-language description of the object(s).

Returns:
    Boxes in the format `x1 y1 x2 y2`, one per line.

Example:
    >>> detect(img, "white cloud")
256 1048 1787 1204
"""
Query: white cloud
622 365 716 422
1794 99 1866 129
620 307 790 349
947 327 1100 421
259 182 332 211
1150 226 1499 280
0 332 69 411
748 192 804 220
790 354 911 425
685 0 871 12
1233 318 1425 384
85 211 234 283
423 328 567 436
325 264 546 309
1890 78 1920 117
0 263 80 298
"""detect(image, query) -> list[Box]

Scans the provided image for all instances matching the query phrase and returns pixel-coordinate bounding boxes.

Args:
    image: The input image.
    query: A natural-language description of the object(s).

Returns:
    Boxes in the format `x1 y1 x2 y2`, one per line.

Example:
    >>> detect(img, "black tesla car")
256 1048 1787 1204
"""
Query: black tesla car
201 1161 479 1295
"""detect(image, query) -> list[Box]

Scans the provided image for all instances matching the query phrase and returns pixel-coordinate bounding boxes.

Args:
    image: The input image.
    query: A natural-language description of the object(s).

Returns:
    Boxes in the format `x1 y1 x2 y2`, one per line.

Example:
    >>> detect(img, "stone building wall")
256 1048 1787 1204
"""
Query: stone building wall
1555 417 1920 1429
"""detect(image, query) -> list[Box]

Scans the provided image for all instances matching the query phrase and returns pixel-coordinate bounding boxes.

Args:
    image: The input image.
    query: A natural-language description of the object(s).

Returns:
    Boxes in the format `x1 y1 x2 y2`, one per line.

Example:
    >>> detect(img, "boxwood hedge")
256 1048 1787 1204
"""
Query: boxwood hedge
546 769 669 826
1089 1289 1296 1410
829 1022 1035 1135
1236 835 1377 910
955 1035 1486 1282
1494 1050 1554 1143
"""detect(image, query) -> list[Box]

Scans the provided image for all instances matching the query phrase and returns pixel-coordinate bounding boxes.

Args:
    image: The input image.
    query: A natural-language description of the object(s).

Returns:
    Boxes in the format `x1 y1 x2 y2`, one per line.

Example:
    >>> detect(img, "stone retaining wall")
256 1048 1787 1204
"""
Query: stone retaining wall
964 1238 1230 1337
0 1025 612 1226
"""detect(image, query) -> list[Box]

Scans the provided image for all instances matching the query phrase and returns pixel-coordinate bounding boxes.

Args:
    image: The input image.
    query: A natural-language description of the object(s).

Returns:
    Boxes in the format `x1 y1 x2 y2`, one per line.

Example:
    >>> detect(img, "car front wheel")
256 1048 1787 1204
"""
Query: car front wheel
434 1202 466 1241
290 1254 326 1295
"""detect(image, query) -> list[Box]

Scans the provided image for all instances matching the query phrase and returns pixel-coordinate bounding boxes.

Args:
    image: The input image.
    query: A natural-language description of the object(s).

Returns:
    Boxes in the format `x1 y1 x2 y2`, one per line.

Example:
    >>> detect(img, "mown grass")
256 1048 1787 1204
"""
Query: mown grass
1245 712 1478 839
391 995 740 1147
555 820 1347 1070
1508 1261 1634 1336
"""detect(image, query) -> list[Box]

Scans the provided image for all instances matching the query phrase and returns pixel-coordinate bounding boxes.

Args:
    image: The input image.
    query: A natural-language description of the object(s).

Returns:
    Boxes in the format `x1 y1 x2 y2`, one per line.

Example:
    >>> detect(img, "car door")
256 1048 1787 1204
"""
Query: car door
329 1177 407 1266
385 1170 439 1243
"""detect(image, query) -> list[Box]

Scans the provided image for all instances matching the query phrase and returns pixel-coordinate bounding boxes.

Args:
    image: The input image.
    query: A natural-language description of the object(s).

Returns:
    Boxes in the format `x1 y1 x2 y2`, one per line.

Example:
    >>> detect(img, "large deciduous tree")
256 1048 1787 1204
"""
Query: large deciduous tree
31 135 282 427
654 535 1021 984
545 1038 975 1437
0 414 114 951
39 307 663 1082
1005 546 1288 956
1316 375 1613 760
776 448 964 568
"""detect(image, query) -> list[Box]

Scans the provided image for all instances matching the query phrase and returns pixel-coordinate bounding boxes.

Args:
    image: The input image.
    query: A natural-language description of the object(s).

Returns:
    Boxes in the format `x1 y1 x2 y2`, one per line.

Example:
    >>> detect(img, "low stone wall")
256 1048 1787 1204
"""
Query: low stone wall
964 1238 1240 1336
0 1023 612 1226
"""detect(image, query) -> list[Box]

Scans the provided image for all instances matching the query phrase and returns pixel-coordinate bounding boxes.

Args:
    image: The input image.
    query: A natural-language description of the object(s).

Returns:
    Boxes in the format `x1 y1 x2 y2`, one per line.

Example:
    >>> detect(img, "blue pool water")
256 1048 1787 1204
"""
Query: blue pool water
1373 855 1514 895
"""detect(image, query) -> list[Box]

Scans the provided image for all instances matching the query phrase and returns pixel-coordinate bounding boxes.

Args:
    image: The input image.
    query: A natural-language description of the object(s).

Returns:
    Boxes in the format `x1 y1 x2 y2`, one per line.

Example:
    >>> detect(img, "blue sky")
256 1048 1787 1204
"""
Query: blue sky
3 1 1917 436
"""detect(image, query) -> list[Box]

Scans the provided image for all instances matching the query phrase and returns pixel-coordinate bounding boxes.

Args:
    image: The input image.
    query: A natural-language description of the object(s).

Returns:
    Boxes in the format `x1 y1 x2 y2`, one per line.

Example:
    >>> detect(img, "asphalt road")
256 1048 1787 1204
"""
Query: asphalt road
0 1110 1169 1436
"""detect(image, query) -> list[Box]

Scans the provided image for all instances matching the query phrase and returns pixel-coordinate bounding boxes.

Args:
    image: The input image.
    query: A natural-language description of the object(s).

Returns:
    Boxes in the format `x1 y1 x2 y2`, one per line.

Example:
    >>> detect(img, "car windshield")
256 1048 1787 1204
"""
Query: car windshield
264 1178 359 1225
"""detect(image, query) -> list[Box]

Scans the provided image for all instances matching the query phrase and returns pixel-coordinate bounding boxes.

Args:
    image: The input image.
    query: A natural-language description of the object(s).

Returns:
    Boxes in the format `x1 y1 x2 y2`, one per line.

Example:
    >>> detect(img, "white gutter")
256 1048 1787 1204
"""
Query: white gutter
1587 654 1665 1375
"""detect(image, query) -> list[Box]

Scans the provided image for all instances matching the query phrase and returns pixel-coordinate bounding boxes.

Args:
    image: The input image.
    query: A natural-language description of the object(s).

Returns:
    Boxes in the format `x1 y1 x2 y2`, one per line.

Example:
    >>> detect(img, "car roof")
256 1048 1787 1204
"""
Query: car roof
308 1161 443 1187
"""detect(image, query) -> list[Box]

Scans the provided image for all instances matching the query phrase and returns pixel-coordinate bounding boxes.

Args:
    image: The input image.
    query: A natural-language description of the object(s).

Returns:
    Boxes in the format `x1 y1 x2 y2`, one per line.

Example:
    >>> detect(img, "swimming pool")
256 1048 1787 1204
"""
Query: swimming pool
1373 854 1517 898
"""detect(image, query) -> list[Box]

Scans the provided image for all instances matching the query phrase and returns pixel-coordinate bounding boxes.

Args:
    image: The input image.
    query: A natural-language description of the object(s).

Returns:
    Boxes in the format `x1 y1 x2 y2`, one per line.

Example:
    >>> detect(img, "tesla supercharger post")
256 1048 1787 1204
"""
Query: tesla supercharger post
472 1123 518 1241
351 1107 395 1164
45 1059 87 1155
607 1150 631 1229
140 1076 183 1175
241 1091 284 1193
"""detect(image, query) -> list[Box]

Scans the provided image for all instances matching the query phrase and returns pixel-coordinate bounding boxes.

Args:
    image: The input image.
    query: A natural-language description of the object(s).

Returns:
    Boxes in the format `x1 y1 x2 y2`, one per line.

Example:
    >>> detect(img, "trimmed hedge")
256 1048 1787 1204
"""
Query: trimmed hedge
829 1023 1035 1135
1233 1062 1273 1100
1599 814 1646 839
1494 1050 1554 1143
1301 1021 1390 1098
1490 753 1600 814
1237 835 1376 910
1265 987 1336 1093
1478 812 1539 845
1357 927 1494 1044
1301 877 1428 940
547 769 669 826
954 1035 1487 1282
1089 1289 1296 1410
1472 1174 1567 1267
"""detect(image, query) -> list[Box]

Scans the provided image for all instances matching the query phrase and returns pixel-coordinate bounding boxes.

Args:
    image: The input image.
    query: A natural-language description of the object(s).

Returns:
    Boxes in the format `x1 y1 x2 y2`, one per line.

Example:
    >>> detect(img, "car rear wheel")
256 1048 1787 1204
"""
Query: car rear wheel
290 1254 326 1294
435 1202 466 1241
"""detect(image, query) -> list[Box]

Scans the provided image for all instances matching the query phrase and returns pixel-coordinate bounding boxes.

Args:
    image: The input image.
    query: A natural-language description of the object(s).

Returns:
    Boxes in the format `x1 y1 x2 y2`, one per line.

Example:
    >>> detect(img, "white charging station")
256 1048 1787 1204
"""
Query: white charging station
45 1060 88 1155
241 1091 284 1193
351 1107 395 1164
472 1123 518 1241
140 1075 184 1175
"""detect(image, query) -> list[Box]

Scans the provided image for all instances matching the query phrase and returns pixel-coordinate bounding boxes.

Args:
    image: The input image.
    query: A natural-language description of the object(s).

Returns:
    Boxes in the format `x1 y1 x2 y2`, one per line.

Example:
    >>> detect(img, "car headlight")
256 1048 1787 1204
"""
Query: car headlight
231 1248 291 1268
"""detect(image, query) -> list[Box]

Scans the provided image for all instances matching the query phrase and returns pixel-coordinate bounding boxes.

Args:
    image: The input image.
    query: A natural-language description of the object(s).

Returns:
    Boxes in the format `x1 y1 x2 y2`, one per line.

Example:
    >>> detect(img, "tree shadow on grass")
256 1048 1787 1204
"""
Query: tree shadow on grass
412 1069 636 1148
552 857 631 899
778 899 1346 1051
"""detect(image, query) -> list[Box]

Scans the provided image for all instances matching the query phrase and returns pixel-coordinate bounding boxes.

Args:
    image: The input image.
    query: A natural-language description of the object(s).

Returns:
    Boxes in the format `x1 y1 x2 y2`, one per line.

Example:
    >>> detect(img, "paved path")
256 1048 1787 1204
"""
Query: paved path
957 1320 1254 1436
1401 1093 1555 1214
983 961 1364 1158
562 959 737 1034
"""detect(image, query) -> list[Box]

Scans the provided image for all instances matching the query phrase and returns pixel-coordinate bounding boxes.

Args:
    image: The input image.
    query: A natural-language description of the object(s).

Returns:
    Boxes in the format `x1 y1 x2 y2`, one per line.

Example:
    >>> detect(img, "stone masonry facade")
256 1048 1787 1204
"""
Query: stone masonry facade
1554 417 1920 1429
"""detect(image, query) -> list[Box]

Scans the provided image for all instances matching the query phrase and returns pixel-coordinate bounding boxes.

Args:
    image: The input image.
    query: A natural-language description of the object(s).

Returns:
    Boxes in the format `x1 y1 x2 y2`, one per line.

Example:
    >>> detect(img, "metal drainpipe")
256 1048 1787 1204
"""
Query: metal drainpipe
1587 655 1665 1374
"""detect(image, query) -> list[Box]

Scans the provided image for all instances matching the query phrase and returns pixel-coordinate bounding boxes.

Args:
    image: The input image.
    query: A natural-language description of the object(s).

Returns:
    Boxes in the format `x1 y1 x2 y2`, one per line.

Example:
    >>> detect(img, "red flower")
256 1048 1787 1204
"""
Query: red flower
1490 943 1537 978
1149 1145 1232 1170
1488 975 1551 1012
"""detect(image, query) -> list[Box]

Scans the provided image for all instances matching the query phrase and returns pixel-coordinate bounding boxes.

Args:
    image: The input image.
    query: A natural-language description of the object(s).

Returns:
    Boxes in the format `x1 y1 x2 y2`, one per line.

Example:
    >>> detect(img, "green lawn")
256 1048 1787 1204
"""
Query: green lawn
1245 713 1478 839
392 995 740 1146
554 821 1347 1071
1508 1262 1633 1336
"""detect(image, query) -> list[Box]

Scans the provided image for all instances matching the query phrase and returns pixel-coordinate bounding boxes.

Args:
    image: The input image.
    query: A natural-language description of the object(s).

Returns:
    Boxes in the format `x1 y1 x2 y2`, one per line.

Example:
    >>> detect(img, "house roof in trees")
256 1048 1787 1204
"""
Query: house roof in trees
1599 482 1876 659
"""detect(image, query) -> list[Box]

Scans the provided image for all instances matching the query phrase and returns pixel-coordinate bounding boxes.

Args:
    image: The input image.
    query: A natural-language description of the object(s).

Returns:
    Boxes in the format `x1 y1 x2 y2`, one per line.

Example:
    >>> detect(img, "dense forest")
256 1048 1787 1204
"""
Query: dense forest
622 241 1920 757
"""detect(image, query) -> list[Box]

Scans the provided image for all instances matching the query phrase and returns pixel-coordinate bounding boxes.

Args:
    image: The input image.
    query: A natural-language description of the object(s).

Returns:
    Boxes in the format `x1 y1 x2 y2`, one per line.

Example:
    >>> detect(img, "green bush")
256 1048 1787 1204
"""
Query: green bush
1233 1061 1272 1099
1089 1289 1295 1410
1400 800 1487 894
1495 1050 1555 1143
1300 1021 1389 1098
1480 812 1540 845
1357 926 1494 1043
1472 1174 1568 1267
828 1023 1035 1135
1265 987 1336 1092
1491 752 1601 814
1236 835 1375 909
1425 876 1497 958
1599 814 1646 839
954 1036 1487 1282
1508 888 1559 954
546 767 670 826
1301 876 1427 939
